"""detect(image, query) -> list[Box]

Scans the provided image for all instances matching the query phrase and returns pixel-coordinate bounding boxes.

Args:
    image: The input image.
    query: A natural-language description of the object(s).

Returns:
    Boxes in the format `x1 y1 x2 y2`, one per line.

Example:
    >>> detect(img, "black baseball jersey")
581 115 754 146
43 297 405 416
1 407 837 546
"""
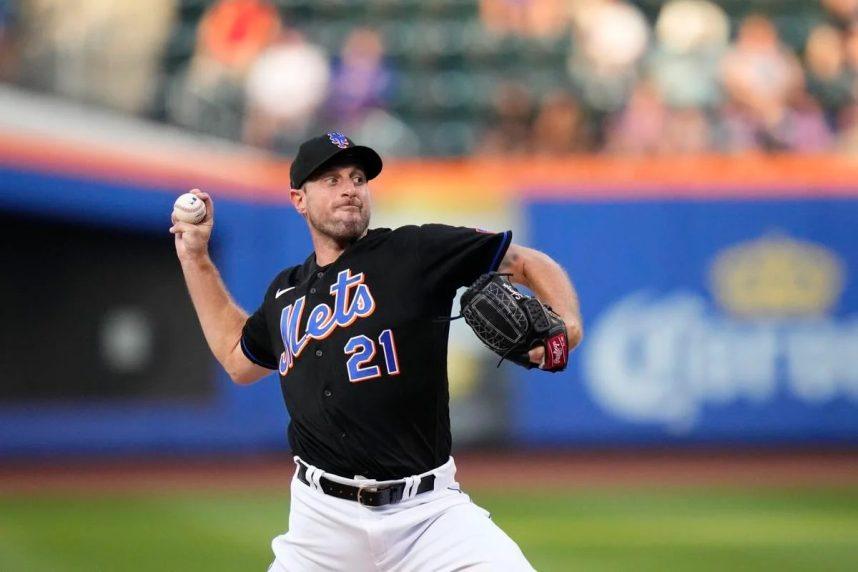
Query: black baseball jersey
240 224 512 479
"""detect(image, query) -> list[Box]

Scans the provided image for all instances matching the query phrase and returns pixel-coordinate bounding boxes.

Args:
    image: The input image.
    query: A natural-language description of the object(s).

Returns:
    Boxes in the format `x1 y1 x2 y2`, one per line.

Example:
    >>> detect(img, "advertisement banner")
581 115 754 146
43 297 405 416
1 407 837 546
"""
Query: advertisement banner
516 198 858 445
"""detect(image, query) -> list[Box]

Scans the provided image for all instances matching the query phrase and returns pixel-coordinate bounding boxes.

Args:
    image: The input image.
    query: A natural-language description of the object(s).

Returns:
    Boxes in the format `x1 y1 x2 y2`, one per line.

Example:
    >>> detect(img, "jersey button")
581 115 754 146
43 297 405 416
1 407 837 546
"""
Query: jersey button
323 389 332 398
340 432 347 439
310 288 316 294
315 349 323 357
317 272 324 278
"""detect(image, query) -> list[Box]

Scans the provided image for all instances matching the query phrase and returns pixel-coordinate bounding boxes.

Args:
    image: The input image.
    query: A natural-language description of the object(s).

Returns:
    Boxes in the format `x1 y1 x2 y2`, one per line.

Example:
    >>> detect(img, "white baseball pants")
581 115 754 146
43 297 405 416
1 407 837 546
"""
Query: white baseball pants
268 457 534 571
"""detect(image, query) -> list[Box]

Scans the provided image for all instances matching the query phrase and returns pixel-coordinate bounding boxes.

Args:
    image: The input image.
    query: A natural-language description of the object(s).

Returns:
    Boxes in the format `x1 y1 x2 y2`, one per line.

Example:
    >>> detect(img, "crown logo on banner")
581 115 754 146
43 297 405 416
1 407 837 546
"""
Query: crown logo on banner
708 234 844 318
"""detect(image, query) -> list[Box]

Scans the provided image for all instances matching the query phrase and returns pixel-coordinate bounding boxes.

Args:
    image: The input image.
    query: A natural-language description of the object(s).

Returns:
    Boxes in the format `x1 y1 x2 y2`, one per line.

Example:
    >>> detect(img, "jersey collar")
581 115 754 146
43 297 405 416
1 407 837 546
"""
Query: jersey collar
303 228 388 277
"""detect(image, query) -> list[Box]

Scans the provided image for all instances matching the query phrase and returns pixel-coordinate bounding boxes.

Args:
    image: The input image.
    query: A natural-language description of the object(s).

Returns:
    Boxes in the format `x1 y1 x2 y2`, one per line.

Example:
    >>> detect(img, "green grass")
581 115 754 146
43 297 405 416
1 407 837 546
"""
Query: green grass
1 488 856 571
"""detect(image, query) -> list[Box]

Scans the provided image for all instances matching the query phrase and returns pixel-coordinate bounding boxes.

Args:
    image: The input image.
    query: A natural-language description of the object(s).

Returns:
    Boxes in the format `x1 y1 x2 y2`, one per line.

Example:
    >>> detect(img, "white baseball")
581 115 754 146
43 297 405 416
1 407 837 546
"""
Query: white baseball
173 192 207 224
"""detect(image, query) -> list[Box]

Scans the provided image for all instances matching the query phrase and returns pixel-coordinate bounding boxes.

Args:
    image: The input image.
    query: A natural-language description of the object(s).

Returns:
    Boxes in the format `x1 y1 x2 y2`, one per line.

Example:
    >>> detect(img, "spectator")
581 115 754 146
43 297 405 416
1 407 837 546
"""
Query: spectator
822 0 858 28
243 30 330 150
804 24 852 129
322 28 420 157
606 77 715 155
720 91 832 152
327 28 393 123
719 15 804 150
530 90 593 154
479 0 569 39
343 109 421 158
660 107 712 154
844 24 858 91
16 0 175 113
784 92 834 152
721 15 803 120
197 0 279 76
567 0 650 113
603 79 669 154
647 0 728 109
166 0 278 139
478 82 534 155
835 102 858 150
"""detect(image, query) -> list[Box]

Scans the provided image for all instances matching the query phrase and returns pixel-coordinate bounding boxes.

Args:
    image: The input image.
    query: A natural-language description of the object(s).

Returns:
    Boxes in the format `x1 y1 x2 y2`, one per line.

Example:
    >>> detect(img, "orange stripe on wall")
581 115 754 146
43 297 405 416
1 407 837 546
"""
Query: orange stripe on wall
0 132 292 201
2 132 858 201
377 156 858 201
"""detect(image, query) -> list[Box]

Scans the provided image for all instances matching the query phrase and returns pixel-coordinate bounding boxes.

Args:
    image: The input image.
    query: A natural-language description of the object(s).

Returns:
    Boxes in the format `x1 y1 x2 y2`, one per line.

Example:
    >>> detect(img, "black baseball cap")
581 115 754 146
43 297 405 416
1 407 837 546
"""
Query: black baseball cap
290 132 383 189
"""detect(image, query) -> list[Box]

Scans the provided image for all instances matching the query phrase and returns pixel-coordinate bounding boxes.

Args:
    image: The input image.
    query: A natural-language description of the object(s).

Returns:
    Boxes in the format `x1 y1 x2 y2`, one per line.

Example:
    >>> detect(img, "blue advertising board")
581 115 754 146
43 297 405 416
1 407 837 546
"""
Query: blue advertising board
515 198 858 445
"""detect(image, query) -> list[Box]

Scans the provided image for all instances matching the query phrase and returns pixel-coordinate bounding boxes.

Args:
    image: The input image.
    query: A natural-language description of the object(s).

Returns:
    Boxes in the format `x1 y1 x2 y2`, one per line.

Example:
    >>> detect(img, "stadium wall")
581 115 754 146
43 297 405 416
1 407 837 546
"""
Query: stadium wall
1 135 856 455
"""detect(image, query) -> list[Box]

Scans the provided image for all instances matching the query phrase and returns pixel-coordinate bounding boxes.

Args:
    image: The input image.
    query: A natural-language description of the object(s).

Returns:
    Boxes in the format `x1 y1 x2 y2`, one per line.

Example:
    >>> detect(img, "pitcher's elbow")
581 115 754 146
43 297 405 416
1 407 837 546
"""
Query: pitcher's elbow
226 364 256 385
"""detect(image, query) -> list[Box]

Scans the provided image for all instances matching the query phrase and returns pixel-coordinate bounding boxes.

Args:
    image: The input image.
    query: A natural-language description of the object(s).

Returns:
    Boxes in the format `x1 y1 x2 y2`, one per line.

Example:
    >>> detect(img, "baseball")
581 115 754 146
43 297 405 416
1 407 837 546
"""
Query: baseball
173 192 206 224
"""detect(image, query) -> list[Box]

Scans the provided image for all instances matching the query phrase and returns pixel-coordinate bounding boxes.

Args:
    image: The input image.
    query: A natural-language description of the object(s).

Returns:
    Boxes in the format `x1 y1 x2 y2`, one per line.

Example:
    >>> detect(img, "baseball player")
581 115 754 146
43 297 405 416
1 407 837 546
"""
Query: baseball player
170 132 583 571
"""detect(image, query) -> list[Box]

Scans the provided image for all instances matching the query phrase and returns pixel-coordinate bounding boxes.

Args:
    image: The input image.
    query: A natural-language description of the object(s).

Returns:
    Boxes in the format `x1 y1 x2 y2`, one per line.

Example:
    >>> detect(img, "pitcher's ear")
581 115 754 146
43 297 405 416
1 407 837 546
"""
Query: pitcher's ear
290 187 306 215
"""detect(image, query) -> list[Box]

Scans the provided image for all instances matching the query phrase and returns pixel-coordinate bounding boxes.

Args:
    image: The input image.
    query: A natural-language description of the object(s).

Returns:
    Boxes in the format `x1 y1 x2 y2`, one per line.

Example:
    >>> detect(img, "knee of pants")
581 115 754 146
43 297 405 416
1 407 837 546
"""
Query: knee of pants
388 501 535 571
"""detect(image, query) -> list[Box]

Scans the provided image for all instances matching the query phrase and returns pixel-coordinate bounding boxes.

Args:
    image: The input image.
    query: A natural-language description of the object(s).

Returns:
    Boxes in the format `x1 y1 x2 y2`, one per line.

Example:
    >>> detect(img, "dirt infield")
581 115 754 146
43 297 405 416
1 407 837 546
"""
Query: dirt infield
1 449 855 495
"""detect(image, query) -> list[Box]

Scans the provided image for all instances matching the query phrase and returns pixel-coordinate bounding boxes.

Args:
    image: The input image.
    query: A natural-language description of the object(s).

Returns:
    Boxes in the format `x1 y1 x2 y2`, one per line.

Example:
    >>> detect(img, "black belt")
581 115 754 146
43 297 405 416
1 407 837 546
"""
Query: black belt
296 462 436 507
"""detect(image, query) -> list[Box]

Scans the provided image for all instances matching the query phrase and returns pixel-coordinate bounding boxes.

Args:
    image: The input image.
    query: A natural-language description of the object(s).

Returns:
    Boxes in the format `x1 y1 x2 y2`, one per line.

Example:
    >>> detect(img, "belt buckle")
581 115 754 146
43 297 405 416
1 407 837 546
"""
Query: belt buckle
356 482 403 506
356 483 379 506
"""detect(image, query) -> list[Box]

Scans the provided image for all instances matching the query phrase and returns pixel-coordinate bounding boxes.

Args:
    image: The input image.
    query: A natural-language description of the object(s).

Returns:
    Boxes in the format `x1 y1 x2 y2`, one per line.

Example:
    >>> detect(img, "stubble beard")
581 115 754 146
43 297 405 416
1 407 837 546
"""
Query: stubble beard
307 205 370 244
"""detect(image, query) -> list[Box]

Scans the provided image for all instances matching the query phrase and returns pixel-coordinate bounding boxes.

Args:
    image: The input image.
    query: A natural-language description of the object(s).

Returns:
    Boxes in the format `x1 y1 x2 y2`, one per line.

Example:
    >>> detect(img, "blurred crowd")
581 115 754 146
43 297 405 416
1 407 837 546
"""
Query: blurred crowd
6 0 858 156
482 0 858 155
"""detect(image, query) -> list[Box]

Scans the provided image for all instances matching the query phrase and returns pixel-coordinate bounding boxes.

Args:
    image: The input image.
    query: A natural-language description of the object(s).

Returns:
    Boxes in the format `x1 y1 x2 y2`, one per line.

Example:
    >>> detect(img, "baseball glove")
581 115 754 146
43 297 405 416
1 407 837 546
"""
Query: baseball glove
460 273 569 371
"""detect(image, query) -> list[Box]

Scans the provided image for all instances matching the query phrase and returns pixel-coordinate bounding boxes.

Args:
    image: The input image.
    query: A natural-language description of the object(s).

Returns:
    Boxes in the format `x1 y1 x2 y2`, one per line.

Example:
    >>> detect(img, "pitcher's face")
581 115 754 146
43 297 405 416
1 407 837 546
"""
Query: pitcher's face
293 164 371 242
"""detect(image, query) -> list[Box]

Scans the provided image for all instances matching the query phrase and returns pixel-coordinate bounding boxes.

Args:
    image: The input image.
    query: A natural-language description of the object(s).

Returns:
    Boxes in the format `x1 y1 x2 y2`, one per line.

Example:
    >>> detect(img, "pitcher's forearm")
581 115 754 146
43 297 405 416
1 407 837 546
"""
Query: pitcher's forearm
501 245 583 349
522 253 579 324
522 252 582 347
179 254 248 365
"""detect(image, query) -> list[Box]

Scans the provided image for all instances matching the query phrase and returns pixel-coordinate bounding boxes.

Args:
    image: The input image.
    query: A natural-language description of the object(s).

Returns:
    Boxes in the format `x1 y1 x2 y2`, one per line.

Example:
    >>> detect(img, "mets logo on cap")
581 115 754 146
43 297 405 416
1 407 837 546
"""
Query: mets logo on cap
327 132 351 149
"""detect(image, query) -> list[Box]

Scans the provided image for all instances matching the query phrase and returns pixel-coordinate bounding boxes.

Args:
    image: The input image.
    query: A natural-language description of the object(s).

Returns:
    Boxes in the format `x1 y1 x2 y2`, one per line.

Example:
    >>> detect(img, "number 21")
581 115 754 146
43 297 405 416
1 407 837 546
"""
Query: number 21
344 329 401 383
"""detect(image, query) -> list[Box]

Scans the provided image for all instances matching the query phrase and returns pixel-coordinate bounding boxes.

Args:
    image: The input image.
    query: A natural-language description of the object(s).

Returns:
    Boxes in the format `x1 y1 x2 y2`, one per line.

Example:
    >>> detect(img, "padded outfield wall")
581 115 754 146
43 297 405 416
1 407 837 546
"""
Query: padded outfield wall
1 134 856 455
